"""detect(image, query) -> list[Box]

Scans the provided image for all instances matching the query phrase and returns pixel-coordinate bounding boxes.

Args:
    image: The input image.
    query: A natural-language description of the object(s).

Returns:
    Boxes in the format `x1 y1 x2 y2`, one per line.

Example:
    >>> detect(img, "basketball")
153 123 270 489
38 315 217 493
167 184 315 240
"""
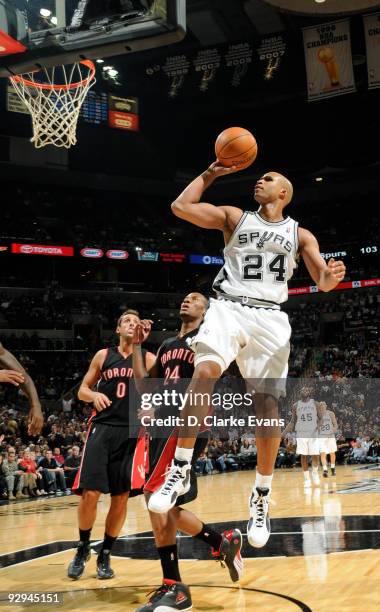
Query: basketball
215 127 258 170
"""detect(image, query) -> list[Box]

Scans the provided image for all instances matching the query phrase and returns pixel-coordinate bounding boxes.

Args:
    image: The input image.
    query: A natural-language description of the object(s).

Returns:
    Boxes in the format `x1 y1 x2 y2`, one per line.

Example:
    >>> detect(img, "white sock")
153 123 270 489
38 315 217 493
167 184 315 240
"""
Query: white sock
331 463 335 468
255 471 273 491
175 447 193 463
312 466 319 474
303 470 310 480
323 464 327 470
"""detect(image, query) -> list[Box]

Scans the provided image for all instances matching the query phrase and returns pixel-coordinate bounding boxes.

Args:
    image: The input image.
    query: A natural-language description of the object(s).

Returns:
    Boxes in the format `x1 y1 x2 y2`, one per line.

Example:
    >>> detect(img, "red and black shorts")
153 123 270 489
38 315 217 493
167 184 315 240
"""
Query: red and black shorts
144 429 208 506
72 422 145 497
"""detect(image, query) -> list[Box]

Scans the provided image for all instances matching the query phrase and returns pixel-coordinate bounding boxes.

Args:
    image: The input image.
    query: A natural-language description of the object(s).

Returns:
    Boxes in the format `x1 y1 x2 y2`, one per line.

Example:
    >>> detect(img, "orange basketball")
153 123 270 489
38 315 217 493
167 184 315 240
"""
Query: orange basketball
215 127 258 170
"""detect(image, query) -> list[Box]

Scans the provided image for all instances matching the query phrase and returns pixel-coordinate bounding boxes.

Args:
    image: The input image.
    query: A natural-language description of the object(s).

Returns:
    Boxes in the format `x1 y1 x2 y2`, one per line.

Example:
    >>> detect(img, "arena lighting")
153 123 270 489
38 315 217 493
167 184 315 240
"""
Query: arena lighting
314 0 326 4
39 9 52 17
315 177 323 182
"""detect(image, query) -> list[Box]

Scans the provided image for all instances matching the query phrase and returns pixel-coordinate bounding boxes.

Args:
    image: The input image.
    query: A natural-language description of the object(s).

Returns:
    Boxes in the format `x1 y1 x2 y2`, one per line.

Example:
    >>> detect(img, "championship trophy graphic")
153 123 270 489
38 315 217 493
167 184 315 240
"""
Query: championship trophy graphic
317 47 340 88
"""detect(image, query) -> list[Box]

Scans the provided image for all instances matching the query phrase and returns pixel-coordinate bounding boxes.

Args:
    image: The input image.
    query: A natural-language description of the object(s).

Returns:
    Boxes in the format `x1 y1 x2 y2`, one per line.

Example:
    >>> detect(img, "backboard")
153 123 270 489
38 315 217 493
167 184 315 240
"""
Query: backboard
0 1 186 77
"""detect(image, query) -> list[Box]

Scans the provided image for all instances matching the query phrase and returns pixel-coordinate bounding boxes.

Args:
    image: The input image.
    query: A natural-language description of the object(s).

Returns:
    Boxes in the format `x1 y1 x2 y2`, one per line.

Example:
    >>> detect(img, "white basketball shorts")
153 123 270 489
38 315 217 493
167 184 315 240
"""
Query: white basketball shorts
319 437 338 454
296 437 320 456
191 297 291 398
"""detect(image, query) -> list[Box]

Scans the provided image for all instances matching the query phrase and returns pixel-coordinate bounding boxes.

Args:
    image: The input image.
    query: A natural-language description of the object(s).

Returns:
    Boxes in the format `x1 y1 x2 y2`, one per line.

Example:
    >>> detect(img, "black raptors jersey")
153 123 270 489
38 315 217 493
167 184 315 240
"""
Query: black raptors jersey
92 346 146 426
155 328 198 418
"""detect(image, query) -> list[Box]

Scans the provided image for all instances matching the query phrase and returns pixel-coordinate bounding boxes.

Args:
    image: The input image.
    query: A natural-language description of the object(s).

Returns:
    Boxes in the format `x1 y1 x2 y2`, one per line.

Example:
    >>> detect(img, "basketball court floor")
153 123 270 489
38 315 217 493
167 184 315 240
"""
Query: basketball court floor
0 465 379 611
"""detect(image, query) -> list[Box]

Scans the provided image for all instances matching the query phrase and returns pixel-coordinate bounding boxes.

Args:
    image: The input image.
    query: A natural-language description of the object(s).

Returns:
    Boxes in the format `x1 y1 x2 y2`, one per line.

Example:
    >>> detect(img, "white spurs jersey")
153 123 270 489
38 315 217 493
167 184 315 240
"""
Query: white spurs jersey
213 211 298 306
319 411 335 437
295 399 318 436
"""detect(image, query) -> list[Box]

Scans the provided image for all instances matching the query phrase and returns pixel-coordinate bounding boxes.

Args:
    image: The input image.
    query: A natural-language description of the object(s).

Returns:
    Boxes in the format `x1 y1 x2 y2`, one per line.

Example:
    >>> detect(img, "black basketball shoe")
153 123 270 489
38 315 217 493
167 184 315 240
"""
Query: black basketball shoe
135 581 192 611
67 542 91 580
96 549 115 579
323 469 328 478
212 528 243 582
331 467 336 476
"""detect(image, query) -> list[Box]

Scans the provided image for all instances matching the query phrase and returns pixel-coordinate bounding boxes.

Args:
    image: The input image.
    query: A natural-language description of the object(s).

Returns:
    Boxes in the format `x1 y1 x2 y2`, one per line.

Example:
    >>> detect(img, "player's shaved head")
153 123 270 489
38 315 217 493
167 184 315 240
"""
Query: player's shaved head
270 172 293 205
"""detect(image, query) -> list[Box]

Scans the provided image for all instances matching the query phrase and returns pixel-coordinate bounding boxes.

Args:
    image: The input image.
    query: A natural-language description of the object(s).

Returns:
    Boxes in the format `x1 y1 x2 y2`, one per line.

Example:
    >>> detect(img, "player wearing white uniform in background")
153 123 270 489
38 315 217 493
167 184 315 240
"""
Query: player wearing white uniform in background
144 160 345 553
318 401 338 477
282 387 321 489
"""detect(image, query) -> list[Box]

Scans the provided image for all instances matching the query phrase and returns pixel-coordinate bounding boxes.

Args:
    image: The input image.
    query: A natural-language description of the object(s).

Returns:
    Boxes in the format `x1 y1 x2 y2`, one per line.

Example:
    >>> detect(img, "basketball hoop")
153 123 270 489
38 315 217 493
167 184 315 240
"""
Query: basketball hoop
10 60 96 149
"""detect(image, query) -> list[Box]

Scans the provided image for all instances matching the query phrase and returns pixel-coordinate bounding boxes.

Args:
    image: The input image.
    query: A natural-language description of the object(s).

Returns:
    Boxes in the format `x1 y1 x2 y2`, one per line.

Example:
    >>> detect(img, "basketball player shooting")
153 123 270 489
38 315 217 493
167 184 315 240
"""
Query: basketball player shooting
148 154 346 551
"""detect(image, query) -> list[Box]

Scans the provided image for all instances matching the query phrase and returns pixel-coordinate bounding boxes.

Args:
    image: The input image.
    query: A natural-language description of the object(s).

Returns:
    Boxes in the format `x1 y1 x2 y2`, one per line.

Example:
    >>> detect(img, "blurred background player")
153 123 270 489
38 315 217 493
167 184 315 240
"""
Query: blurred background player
148 162 345 551
0 342 43 437
318 401 338 477
67 310 155 580
133 293 243 612
283 386 321 489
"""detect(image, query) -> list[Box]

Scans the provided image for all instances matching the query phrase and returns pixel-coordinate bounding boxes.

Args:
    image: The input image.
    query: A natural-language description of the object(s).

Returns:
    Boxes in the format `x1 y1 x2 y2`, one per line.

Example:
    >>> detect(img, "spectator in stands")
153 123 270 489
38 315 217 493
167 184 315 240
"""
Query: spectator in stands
53 447 65 466
348 442 368 464
47 424 65 450
193 447 212 475
38 448 68 495
2 447 28 500
208 440 227 472
237 439 257 469
63 446 81 488
18 448 45 496
0 453 8 498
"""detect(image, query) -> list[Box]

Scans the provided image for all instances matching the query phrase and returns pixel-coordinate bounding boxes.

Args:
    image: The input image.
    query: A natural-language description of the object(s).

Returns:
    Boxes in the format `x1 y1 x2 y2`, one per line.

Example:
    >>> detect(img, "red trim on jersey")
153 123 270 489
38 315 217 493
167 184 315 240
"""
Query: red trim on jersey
144 431 178 493
130 428 147 490
72 421 93 496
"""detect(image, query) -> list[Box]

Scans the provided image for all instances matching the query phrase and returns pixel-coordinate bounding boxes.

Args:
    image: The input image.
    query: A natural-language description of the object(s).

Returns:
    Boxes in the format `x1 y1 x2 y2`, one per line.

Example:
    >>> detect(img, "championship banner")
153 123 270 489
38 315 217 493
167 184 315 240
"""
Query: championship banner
363 12 380 90
303 20 355 101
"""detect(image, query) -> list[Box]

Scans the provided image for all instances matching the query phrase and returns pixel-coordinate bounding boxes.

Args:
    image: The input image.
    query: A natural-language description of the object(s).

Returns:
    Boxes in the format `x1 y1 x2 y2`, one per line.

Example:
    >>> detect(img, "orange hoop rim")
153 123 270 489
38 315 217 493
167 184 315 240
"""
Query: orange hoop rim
10 59 96 91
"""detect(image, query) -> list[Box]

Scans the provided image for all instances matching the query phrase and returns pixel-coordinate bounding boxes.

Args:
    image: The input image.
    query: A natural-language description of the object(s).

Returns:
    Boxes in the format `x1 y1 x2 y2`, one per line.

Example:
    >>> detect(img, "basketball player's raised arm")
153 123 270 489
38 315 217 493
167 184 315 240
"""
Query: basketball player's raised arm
171 161 242 230
0 342 43 435
132 320 158 394
298 228 346 292
78 349 111 411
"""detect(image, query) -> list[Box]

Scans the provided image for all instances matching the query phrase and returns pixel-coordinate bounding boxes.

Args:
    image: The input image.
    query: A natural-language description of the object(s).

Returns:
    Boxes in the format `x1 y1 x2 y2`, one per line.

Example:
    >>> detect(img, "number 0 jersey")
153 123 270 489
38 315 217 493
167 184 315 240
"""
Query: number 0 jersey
213 211 299 306
92 346 146 427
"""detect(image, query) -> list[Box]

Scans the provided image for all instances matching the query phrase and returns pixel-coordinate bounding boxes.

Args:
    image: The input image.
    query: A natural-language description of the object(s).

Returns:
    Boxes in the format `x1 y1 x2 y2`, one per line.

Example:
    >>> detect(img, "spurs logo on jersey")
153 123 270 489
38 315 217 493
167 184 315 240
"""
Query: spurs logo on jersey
213 211 298 305
319 412 334 437
295 399 318 436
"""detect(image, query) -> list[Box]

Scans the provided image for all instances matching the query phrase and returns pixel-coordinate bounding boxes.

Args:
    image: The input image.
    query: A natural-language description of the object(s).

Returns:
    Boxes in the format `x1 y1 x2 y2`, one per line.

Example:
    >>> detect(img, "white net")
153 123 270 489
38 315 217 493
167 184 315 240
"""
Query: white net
10 61 96 149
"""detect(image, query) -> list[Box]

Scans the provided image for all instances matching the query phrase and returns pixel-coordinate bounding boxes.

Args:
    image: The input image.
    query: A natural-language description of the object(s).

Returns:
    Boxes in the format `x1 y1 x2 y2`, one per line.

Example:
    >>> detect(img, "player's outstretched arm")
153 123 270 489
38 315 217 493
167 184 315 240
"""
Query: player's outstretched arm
171 161 243 230
78 349 111 411
0 342 43 435
299 228 346 292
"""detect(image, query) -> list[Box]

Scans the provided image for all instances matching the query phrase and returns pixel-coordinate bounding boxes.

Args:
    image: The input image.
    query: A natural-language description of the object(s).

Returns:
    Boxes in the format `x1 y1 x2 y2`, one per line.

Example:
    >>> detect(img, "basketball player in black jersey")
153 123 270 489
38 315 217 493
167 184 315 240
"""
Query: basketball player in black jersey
132 293 243 612
67 310 155 580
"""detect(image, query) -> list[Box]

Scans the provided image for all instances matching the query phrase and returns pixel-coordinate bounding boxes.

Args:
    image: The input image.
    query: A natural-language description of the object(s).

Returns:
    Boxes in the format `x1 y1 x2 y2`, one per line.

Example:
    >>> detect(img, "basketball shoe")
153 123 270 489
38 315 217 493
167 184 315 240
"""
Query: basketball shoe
212 528 243 582
96 549 114 579
312 470 320 486
136 580 192 611
247 487 271 548
148 460 191 514
67 542 91 579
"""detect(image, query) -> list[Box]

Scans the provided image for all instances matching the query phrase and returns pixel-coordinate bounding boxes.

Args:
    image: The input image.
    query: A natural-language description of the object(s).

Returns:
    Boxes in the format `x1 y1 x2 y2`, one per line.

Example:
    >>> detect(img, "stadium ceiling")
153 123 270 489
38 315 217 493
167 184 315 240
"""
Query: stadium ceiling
261 0 380 16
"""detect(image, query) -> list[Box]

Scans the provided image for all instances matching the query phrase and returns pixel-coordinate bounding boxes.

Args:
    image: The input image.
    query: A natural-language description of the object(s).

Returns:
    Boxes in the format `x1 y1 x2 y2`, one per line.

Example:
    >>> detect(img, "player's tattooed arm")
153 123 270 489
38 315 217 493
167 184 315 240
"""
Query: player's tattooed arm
78 350 111 411
298 228 346 292
0 343 43 435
